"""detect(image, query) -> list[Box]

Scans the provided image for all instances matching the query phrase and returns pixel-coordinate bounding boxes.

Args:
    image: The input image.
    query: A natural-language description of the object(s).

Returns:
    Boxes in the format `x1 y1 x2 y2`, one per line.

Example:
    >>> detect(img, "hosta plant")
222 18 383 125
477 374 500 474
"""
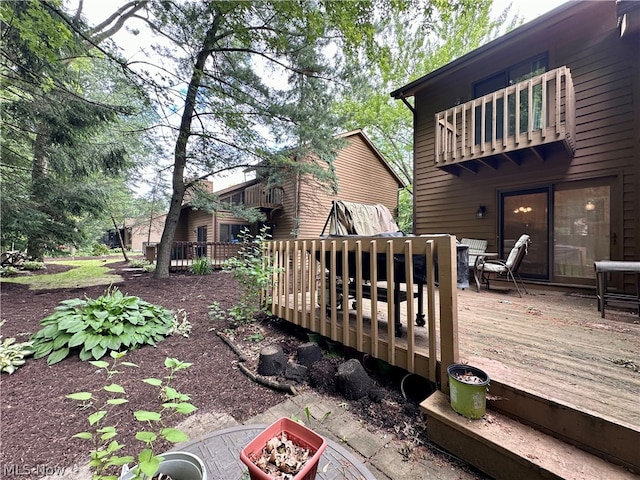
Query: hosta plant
67 351 196 480
0 322 34 374
30 286 176 365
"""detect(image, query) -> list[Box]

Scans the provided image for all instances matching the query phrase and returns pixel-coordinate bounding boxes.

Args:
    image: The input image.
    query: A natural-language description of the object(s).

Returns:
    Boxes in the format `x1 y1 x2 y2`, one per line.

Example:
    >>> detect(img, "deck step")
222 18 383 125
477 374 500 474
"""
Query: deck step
420 391 637 480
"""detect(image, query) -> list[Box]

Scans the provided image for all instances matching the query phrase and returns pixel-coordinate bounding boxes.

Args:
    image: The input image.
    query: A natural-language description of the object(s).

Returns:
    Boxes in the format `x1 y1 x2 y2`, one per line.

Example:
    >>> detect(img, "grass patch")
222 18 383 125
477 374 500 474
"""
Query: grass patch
0 259 122 290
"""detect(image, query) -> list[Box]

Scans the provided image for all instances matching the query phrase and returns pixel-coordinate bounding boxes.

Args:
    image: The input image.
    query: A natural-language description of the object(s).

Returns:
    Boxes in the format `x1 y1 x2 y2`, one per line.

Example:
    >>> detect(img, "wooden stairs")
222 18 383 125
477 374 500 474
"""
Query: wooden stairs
421 380 640 479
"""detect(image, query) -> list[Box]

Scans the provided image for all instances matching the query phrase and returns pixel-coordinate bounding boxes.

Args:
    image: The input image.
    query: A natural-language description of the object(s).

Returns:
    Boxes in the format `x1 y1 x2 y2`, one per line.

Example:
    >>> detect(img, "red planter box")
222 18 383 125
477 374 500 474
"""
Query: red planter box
240 417 327 480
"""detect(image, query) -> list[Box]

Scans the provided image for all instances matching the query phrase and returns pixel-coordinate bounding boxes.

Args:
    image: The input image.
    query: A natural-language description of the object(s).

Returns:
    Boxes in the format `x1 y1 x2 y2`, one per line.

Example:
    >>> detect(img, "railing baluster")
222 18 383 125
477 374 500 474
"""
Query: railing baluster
341 240 349 346
491 92 497 151
528 79 533 142
404 240 415 374
461 105 466 157
556 69 561 135
452 107 457 160
481 98 486 153
369 240 378 358
386 240 395 365
355 240 363 352
319 240 327 337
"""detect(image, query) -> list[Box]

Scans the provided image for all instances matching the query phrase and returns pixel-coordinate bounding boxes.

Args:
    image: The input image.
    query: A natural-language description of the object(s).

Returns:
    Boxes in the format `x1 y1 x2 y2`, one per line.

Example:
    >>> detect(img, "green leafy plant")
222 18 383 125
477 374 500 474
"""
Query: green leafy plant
21 260 45 271
190 256 212 275
222 226 282 325
90 243 112 256
0 322 34 374
67 351 196 480
129 259 151 268
169 309 192 338
30 286 176 364
0 266 19 277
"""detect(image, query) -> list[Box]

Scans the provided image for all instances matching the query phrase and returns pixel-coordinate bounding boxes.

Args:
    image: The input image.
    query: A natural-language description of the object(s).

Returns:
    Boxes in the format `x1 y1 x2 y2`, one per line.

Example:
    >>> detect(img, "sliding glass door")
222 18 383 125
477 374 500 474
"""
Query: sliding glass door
500 179 614 284
501 188 549 279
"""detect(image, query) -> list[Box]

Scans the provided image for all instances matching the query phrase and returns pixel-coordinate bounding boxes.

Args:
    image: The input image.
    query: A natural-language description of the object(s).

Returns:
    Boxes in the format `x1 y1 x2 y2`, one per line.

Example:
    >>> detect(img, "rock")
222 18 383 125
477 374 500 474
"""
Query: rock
296 342 322 366
284 361 308 382
336 358 372 400
257 345 286 376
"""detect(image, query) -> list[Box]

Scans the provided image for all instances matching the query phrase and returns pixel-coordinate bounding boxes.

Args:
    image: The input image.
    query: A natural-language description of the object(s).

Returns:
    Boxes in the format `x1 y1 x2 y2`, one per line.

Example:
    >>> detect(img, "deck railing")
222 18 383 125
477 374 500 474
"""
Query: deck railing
435 66 575 168
264 235 459 392
244 184 284 209
167 241 242 271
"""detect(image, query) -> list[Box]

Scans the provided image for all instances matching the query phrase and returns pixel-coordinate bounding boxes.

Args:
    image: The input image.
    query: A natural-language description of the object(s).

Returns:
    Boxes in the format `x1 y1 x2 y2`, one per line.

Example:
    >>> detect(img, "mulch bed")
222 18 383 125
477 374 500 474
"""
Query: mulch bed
0 259 484 480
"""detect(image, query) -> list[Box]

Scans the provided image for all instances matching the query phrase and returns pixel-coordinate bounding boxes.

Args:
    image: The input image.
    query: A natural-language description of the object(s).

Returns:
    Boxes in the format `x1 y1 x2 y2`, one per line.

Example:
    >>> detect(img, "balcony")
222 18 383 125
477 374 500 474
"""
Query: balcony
244 183 284 209
434 66 575 175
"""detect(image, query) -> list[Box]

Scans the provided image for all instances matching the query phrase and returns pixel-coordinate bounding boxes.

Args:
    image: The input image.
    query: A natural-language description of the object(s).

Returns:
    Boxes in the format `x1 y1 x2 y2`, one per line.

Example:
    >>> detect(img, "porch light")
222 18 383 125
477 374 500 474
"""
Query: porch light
585 200 596 211
475 205 486 219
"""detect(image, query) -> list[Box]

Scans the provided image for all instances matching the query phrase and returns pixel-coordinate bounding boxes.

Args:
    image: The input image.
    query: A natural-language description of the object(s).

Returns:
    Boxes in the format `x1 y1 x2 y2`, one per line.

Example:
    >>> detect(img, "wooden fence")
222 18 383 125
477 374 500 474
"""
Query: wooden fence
265 234 459 392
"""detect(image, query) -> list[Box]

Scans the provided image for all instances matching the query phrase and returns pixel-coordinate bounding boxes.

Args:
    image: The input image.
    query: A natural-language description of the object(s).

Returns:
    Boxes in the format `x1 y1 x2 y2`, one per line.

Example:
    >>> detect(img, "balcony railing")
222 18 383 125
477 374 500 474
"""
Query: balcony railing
435 66 575 173
244 184 284 209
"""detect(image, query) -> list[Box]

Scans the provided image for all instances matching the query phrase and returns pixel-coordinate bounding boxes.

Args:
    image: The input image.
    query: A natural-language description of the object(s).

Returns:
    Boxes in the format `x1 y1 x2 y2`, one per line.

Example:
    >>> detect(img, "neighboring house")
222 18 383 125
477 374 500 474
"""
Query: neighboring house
391 0 639 292
103 214 166 252
175 129 405 243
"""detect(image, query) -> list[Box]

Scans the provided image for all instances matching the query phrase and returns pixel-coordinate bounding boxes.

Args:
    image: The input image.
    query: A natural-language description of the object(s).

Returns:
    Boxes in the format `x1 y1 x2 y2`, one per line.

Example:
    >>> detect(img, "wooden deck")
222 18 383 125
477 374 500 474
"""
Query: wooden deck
298 283 639 430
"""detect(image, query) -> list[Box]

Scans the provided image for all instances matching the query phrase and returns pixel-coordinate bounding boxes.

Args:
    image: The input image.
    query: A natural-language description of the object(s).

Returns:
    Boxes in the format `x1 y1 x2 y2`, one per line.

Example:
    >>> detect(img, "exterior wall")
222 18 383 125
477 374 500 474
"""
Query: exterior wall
128 214 166 251
408 1 639 289
272 132 402 239
185 209 215 242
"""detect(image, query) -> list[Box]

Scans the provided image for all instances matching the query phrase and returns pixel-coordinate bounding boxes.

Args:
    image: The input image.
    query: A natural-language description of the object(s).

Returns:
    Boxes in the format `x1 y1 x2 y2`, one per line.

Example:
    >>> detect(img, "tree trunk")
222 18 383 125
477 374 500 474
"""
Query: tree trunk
27 125 50 261
154 13 222 278
111 215 129 262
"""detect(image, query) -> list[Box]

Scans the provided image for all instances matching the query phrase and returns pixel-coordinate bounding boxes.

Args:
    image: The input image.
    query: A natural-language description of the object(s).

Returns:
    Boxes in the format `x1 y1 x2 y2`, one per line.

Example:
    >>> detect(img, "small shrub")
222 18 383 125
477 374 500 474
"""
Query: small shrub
190 256 212 275
22 261 45 271
90 243 111 256
129 259 151 268
0 266 19 277
223 226 281 325
142 263 156 273
170 309 192 337
30 286 176 364
0 322 33 374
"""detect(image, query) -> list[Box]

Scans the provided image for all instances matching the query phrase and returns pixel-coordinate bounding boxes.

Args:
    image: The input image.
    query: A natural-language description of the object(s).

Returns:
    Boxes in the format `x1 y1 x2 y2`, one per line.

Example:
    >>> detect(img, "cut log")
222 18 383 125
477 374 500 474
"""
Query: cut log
336 358 371 400
257 345 286 376
296 342 322 366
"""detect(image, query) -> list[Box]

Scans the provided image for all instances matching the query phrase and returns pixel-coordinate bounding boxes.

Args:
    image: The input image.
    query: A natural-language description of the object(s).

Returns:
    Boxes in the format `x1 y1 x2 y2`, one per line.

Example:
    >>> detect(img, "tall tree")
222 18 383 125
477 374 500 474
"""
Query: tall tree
113 1 472 278
0 1 148 258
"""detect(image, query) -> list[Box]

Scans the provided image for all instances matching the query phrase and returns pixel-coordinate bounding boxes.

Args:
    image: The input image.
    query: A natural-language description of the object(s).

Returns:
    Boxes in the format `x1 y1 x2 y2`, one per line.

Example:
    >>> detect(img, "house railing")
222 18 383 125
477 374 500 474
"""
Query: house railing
435 66 575 168
167 241 242 271
244 184 284 209
264 234 459 392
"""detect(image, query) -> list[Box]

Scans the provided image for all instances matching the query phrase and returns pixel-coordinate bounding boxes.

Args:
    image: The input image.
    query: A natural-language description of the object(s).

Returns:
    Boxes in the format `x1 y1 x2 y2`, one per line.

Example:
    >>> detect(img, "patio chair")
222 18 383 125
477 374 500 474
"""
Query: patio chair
476 234 530 297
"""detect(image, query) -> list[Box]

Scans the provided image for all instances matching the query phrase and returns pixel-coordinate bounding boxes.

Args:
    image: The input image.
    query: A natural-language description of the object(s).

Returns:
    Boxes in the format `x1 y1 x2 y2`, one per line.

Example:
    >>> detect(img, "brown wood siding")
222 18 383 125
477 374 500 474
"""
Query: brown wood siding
186 210 214 243
270 133 401 240
410 1 638 290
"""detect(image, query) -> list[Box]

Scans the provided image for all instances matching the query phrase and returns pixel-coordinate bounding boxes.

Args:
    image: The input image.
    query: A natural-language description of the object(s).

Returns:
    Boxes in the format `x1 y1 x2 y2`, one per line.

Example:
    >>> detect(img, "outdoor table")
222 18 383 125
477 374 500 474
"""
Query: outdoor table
593 260 640 318
176 423 377 480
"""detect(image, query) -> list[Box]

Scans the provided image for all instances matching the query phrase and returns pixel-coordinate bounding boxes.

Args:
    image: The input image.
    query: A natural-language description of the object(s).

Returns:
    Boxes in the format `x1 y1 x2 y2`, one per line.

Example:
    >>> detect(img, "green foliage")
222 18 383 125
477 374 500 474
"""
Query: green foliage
0 266 19 277
129 259 150 268
169 309 192 338
21 260 45 271
90 243 112 256
222 226 281 325
189 256 212 275
0 322 34 374
30 286 176 365
66 351 196 480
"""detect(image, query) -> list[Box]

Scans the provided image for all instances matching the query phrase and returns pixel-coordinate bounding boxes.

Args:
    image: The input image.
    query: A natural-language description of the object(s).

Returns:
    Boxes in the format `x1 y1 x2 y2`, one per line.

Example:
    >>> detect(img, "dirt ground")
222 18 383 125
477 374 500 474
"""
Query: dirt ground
0 259 486 480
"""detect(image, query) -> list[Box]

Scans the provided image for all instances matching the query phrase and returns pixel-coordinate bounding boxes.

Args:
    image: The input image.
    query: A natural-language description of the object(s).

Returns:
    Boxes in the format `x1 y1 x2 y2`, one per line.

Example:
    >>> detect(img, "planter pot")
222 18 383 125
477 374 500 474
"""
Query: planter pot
447 364 490 419
325 339 341 355
306 332 321 344
119 451 207 480
240 417 327 480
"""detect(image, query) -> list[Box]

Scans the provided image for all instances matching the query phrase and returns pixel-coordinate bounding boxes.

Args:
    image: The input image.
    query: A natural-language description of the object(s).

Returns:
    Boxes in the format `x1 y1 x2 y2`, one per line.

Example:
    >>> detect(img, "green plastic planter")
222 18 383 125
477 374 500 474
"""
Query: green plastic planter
447 364 490 419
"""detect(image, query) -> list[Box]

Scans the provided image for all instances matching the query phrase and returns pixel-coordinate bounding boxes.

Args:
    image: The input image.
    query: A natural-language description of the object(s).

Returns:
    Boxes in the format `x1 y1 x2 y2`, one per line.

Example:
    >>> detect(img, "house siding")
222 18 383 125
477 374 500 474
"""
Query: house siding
271 132 402 240
409 0 638 289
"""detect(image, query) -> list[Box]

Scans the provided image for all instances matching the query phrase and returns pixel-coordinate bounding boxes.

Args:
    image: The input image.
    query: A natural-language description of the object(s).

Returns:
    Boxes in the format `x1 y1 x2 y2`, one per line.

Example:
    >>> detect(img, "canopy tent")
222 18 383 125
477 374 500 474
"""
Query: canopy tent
321 200 401 237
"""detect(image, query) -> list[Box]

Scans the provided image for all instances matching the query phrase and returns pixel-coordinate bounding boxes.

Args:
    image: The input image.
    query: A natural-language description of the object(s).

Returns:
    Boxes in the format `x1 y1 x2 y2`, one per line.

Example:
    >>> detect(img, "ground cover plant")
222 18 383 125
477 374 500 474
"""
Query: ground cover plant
0 258 121 289
30 286 176 364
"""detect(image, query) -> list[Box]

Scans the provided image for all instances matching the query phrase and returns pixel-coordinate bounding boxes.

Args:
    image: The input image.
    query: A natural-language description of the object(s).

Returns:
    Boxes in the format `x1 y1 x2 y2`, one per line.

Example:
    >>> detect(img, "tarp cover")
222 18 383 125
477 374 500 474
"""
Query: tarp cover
328 200 399 236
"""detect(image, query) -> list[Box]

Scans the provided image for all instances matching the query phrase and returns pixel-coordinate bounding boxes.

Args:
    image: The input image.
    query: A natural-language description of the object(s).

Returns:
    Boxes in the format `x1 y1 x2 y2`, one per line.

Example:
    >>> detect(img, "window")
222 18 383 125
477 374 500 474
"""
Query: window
473 54 548 142
220 224 247 243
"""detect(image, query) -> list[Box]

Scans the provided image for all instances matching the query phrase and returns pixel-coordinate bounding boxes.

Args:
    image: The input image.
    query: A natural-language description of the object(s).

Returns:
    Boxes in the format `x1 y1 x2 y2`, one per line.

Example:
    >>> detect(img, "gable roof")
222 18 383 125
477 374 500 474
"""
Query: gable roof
390 0 591 100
